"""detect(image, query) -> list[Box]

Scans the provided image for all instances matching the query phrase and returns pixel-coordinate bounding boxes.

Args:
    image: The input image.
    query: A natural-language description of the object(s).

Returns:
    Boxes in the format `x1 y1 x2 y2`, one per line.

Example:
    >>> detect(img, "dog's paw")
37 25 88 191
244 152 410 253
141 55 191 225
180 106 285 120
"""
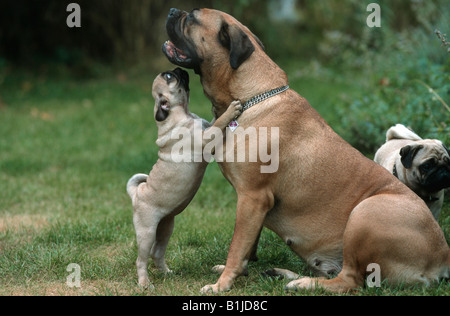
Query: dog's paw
211 265 226 274
200 283 220 294
263 268 299 280
138 277 155 291
285 277 325 291
230 100 242 117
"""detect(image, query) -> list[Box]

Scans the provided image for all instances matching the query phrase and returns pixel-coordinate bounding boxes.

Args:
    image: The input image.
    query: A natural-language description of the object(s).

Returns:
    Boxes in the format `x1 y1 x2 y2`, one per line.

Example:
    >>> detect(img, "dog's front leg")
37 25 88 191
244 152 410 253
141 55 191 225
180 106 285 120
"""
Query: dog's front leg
201 191 273 293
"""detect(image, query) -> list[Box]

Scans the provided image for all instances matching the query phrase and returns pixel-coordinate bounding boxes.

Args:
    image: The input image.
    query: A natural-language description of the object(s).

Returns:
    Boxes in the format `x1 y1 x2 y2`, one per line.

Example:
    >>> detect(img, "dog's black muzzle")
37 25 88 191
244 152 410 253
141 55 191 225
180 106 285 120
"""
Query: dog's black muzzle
163 8 202 72
422 164 450 193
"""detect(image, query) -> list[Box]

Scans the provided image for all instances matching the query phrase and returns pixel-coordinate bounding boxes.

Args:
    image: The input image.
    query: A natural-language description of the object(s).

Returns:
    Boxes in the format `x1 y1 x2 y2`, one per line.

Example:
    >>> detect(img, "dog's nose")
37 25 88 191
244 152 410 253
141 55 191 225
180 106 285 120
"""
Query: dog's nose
169 8 181 18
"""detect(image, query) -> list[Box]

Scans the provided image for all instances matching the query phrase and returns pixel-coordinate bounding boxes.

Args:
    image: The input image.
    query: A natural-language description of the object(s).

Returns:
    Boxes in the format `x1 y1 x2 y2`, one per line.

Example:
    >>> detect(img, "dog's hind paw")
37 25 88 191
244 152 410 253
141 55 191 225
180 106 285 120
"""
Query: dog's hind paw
263 268 299 280
138 277 155 291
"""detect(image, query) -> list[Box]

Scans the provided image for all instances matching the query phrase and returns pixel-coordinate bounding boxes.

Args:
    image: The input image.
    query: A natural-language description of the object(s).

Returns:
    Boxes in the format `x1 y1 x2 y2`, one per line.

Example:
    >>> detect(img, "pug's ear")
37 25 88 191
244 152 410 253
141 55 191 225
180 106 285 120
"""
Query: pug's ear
173 67 190 92
218 22 255 70
400 144 423 169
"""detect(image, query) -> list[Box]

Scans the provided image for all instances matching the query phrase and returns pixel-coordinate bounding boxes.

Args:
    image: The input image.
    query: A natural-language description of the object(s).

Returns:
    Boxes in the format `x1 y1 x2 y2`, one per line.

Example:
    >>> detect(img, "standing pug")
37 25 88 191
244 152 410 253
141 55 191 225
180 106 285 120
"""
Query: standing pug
127 68 242 288
375 124 450 220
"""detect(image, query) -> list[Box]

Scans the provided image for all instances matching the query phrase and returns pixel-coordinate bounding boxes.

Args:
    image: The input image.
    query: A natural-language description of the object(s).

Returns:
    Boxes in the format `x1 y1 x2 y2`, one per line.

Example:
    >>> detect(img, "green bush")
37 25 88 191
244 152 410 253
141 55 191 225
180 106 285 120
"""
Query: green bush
330 1 450 154
338 59 449 154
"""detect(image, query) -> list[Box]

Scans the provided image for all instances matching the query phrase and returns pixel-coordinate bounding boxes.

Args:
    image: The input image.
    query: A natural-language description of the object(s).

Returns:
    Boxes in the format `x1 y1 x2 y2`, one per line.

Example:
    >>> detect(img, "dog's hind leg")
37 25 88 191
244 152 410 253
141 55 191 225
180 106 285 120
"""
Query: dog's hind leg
151 215 175 273
134 210 161 288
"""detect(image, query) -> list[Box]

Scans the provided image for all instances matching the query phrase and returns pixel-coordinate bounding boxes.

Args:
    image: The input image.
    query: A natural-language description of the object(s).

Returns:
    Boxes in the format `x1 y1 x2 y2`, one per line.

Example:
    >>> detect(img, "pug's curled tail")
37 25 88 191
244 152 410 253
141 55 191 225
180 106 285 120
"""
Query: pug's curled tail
386 124 422 142
127 174 148 199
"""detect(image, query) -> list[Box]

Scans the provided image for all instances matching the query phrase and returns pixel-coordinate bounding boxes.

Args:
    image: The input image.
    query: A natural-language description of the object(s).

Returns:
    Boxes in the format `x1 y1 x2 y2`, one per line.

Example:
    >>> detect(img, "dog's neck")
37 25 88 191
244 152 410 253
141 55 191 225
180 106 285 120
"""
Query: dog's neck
201 51 288 118
155 105 192 146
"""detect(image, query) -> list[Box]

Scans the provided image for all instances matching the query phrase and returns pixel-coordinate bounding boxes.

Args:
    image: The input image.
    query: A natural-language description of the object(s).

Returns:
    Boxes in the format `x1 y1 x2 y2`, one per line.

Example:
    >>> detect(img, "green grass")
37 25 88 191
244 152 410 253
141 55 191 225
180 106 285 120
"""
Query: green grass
0 66 448 296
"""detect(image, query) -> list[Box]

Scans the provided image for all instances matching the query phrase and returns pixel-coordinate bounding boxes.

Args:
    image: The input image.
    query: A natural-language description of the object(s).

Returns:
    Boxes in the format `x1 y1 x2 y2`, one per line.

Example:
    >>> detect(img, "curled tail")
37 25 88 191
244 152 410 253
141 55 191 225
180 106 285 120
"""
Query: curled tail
386 124 422 142
126 174 148 199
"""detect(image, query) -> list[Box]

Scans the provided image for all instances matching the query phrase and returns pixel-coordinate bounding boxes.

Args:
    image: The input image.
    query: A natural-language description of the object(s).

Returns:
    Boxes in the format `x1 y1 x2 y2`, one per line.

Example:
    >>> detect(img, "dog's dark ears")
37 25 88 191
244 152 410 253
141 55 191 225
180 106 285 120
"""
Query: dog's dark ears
173 67 190 92
400 144 423 169
218 22 257 70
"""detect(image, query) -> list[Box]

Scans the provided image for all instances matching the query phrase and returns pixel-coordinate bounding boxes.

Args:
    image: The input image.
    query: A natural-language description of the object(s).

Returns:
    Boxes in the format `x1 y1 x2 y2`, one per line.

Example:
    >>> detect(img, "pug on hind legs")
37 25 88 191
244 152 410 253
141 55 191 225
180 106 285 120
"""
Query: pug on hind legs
127 68 242 288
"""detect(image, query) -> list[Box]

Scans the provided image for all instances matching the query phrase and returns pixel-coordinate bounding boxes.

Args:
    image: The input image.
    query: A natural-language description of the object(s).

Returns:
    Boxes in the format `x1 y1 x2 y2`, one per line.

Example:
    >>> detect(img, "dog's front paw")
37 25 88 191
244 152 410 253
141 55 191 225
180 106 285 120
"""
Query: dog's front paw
211 265 226 274
230 100 242 118
200 283 221 294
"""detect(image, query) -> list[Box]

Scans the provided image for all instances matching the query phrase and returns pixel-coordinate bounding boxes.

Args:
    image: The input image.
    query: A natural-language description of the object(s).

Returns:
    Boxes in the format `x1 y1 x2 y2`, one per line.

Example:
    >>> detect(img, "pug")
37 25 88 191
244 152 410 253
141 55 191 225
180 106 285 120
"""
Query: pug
374 124 450 220
127 68 242 288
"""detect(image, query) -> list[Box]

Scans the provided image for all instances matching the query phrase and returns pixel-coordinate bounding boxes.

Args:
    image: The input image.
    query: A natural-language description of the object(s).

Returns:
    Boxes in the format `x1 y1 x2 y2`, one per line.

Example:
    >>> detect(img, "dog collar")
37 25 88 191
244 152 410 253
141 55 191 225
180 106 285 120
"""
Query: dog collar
241 85 290 113
393 164 399 178
228 85 289 132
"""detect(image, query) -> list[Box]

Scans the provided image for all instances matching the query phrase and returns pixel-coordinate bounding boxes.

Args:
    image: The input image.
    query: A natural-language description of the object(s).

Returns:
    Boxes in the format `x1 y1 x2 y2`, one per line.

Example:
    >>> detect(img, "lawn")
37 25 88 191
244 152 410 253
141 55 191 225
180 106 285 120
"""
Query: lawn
0 63 448 296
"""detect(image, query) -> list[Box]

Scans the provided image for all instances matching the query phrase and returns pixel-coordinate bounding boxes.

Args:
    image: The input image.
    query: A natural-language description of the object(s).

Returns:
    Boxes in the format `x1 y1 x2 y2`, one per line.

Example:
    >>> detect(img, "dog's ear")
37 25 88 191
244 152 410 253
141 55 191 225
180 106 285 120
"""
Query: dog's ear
173 67 190 92
400 144 423 169
218 22 255 70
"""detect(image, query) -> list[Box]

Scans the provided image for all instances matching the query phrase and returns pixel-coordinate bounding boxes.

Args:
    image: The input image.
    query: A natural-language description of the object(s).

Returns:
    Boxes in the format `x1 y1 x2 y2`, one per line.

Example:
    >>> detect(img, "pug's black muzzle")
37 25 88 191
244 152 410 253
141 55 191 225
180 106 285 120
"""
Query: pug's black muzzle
422 165 450 193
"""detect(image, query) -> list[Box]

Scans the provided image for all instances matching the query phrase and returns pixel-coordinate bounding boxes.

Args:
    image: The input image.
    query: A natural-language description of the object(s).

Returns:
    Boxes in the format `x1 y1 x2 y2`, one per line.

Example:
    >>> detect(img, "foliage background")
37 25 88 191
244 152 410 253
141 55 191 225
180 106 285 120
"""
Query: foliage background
0 0 449 296
0 0 448 152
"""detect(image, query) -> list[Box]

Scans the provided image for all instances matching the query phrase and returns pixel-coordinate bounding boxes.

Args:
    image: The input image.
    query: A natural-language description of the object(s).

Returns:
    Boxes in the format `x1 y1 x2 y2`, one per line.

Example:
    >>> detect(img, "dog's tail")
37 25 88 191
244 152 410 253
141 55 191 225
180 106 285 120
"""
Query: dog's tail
126 174 148 199
386 124 422 142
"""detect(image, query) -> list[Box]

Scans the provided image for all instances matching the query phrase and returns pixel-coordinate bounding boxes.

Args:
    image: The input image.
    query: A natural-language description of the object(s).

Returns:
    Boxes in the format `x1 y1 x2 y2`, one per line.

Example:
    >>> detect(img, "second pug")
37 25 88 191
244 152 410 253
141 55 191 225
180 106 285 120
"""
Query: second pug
375 124 450 220
127 68 241 288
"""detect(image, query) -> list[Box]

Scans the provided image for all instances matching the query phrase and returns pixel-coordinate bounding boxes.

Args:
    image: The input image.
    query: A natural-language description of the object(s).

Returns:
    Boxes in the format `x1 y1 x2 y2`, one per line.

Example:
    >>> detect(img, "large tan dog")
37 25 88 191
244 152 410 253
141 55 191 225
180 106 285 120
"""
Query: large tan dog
163 8 450 293
127 68 241 288
375 124 450 221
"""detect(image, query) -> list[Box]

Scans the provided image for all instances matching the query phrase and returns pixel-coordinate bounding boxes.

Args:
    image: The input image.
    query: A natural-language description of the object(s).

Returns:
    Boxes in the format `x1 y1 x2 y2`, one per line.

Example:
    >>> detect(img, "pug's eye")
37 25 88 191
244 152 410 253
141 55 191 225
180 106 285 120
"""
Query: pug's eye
420 160 435 172
164 73 173 81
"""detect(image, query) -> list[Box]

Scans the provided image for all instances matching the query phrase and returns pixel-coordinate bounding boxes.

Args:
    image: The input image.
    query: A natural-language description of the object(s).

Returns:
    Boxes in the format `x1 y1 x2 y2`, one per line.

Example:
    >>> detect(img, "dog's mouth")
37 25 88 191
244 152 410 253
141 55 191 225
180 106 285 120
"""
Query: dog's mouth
155 97 170 122
162 40 201 73
163 8 202 72
159 98 170 112
163 40 190 65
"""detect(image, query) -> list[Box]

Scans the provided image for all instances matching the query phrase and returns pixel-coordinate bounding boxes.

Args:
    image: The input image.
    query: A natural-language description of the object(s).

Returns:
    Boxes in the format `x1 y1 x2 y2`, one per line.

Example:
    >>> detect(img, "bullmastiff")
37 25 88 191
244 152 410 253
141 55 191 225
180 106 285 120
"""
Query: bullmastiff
375 124 450 221
127 67 241 288
163 8 450 293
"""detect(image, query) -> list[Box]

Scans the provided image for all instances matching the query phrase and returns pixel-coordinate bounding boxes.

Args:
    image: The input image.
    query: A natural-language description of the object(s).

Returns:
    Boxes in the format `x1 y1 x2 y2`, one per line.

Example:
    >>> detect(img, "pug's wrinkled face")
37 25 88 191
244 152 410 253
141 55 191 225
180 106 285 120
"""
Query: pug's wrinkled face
152 68 190 122
400 140 450 194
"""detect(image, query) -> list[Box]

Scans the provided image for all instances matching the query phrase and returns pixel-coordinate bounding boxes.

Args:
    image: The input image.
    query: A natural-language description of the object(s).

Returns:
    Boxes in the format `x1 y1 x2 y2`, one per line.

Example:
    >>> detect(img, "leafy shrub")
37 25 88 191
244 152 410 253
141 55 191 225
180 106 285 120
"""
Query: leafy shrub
330 1 450 154
338 59 449 154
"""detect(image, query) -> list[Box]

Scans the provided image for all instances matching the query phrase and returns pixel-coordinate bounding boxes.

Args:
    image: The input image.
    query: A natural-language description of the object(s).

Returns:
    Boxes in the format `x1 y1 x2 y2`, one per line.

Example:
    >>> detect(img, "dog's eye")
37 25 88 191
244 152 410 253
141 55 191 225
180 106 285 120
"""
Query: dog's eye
164 73 173 81
421 160 435 172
